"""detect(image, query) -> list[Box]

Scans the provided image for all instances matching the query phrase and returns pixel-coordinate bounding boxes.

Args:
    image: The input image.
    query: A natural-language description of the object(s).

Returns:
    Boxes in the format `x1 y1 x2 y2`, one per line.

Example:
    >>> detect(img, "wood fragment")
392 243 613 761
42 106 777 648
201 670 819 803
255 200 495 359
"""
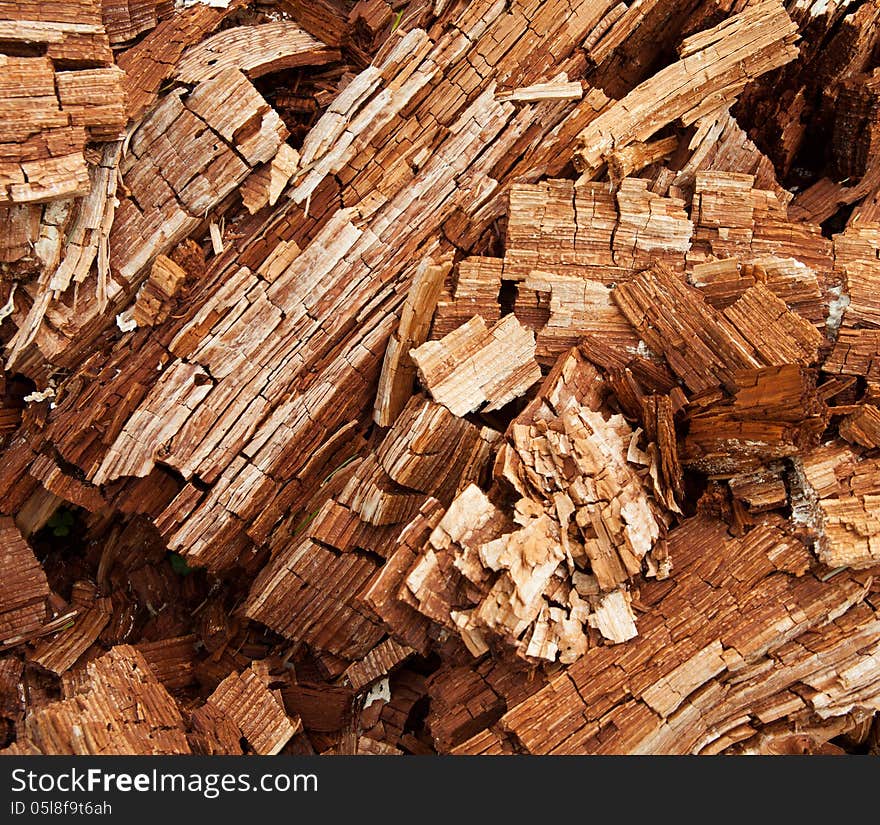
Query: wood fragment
240 144 300 215
430 257 501 340
0 518 51 643
124 254 188 328
116 2 236 120
374 254 451 427
194 663 302 755
411 314 542 417
3 0 880 759
344 638 414 691
5 645 189 754
175 21 338 84
794 443 880 570
404 347 666 661
496 79 583 103
30 581 112 675
573 1 799 177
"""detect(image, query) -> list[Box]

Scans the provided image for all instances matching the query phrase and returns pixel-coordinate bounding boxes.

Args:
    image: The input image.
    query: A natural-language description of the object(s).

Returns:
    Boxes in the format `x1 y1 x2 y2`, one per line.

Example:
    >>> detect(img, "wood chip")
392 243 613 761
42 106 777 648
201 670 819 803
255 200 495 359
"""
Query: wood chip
411 314 542 416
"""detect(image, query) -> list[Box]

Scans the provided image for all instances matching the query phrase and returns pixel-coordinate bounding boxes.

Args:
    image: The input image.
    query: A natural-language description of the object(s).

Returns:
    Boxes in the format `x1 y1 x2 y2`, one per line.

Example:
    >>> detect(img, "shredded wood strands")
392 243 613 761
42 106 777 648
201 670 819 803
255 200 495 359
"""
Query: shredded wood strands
4 0 880 757
403 349 668 662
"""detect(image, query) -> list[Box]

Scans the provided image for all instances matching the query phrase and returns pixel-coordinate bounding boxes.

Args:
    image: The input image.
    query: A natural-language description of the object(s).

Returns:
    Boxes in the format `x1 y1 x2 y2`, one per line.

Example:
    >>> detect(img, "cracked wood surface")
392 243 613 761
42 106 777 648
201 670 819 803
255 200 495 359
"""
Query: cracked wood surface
2 0 880 756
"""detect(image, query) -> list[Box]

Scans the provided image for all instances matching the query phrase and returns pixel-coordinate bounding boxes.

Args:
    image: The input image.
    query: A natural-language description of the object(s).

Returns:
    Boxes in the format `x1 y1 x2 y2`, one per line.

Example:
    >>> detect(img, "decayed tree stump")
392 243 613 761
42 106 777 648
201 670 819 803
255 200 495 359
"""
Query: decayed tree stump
2 0 880 756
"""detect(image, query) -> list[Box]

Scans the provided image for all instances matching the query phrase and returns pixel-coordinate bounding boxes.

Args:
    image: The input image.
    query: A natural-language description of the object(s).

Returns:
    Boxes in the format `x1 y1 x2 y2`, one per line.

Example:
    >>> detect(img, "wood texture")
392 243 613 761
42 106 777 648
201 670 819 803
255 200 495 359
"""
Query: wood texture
2 0 880 757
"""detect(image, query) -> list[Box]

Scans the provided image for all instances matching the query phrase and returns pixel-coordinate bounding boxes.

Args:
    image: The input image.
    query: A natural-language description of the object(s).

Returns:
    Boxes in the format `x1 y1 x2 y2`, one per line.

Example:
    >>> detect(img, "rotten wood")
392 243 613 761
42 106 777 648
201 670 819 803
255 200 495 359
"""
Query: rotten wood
1 0 879 757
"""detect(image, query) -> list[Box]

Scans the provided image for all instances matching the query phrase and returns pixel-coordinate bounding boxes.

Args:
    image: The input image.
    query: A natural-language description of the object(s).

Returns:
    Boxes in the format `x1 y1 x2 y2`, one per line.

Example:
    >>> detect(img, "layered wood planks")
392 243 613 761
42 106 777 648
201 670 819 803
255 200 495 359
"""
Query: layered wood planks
1 0 880 757
0 1 124 205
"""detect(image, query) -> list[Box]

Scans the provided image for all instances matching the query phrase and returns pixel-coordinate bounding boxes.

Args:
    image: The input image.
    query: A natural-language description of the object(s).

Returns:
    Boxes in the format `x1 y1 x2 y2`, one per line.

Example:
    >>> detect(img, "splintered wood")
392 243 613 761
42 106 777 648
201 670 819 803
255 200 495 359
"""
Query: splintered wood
174 21 338 84
0 518 51 643
113 67 288 282
411 315 541 416
572 1 799 177
9 646 189 754
402 350 663 660
0 2 124 205
3 0 880 757
194 664 302 755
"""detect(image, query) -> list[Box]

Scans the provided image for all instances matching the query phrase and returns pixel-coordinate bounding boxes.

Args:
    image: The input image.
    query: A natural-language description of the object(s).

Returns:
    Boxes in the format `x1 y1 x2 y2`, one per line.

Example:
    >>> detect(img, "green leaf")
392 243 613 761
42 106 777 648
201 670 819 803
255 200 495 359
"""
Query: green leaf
46 507 75 537
291 507 321 538
168 552 193 576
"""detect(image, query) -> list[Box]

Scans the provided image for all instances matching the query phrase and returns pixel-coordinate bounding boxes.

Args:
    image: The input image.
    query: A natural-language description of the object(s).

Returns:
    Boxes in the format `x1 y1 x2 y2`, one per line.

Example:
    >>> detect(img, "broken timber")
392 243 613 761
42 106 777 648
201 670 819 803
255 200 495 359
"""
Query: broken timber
1 0 880 757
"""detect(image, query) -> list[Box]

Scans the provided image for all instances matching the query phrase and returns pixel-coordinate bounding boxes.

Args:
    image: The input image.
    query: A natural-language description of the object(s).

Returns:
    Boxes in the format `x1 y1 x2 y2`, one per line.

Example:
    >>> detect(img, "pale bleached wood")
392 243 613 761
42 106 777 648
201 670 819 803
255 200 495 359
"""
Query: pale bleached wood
374 254 451 427
410 314 542 417
573 1 798 177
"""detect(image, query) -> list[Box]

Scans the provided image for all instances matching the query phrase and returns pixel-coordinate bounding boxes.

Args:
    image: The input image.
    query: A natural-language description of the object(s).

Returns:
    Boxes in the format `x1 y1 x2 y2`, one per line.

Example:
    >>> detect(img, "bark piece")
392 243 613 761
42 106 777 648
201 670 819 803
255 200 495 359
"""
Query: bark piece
588 589 638 644
0 45 122 203
832 68 880 183
280 0 350 47
55 67 126 141
137 635 196 690
613 263 763 395
116 1 235 120
720 284 823 368
825 328 880 384
607 135 678 186
524 271 639 365
681 365 828 474
613 178 692 269
0 1 124 204
729 471 788 513
840 405 880 449
503 180 618 282
641 393 683 513
614 265 823 397
245 538 385 660
836 224 880 329
425 664 506 751
496 79 583 103
112 67 287 283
